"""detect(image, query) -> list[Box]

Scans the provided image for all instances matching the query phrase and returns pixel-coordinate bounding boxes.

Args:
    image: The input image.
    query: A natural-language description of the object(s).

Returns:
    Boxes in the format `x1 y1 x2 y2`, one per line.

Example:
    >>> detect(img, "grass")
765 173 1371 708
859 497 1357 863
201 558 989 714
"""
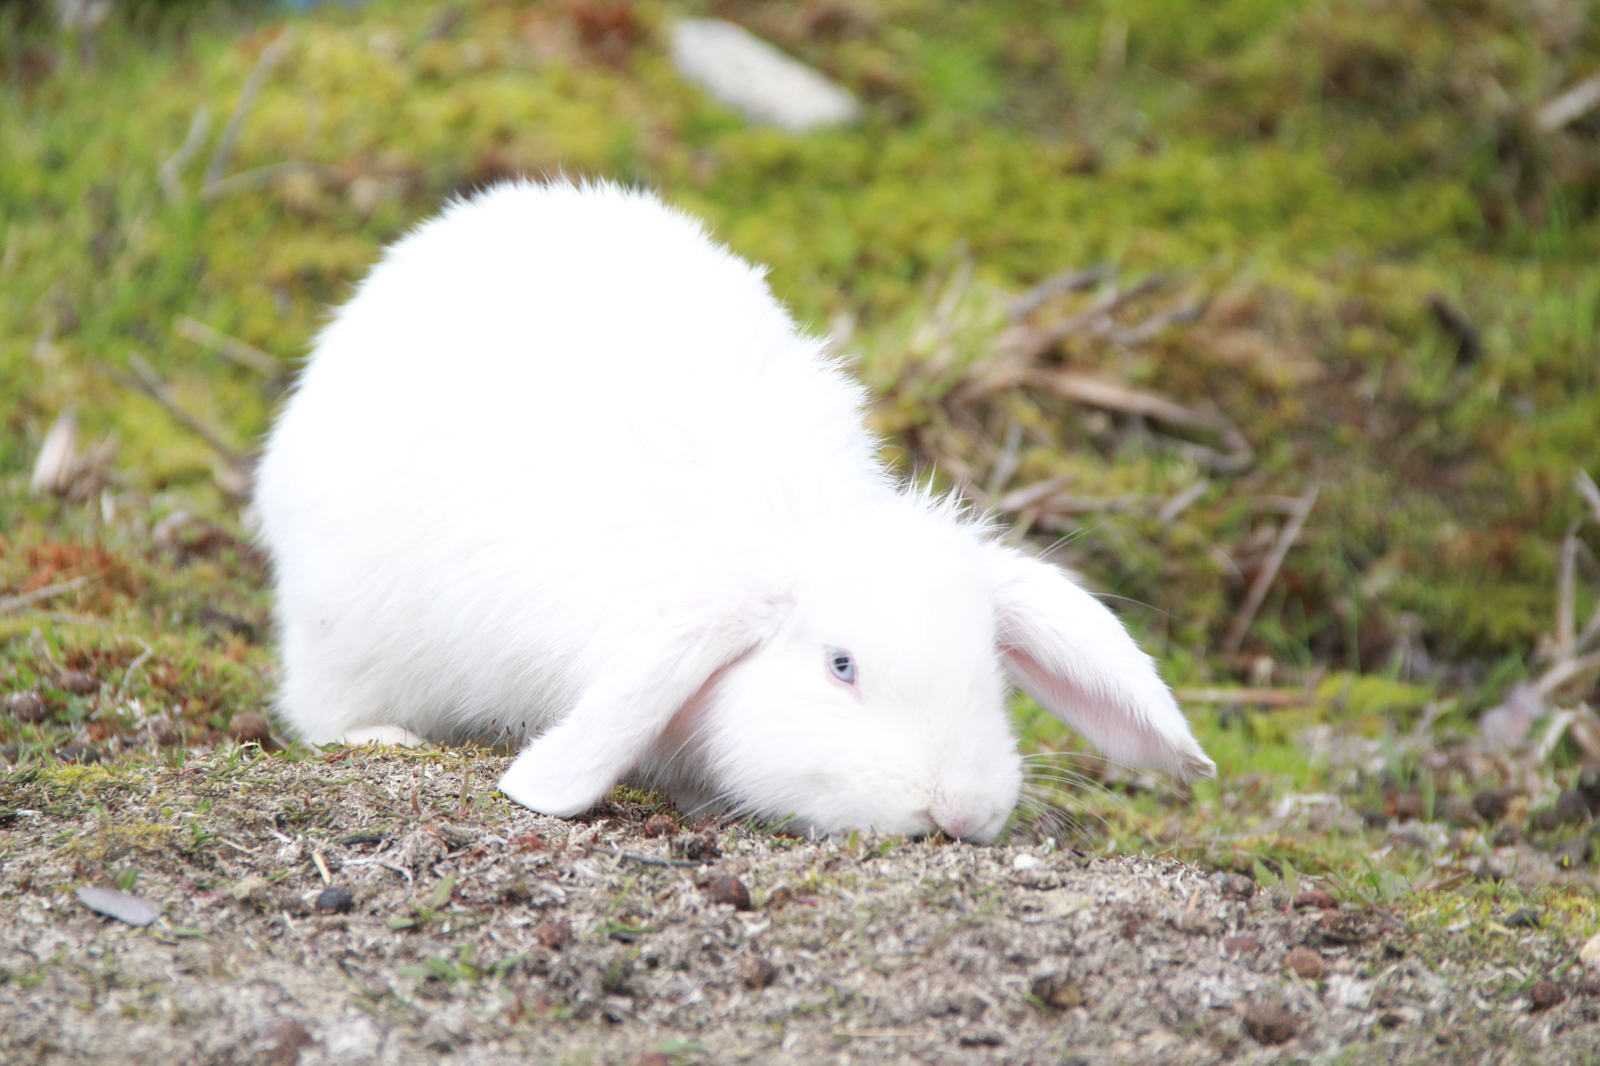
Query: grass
2 0 1600 928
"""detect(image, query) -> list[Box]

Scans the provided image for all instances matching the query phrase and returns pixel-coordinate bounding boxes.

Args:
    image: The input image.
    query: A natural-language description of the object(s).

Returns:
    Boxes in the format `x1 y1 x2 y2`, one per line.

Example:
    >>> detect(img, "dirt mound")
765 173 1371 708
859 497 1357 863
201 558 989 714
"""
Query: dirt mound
0 749 1591 1064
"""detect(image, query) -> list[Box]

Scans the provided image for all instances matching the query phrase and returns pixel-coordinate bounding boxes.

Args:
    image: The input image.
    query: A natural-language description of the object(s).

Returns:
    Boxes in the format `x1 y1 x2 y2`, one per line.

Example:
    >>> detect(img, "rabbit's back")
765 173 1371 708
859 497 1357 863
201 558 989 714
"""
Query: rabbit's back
256 181 885 745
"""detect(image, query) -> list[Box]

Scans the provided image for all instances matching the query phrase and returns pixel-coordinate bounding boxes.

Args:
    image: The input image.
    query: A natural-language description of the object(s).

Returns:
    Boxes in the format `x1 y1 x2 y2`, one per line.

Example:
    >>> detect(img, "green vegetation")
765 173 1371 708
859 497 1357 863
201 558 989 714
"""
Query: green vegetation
2 0 1599 916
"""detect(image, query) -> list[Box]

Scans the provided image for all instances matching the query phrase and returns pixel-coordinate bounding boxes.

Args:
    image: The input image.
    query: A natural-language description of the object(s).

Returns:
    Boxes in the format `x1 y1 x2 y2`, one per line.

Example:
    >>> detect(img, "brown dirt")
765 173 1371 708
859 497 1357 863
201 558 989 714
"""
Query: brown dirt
1 748 1595 1065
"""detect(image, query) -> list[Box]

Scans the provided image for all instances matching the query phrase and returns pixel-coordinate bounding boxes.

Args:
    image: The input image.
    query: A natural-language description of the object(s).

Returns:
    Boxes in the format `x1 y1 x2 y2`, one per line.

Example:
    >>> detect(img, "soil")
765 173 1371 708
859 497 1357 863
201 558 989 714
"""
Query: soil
1 748 1596 1066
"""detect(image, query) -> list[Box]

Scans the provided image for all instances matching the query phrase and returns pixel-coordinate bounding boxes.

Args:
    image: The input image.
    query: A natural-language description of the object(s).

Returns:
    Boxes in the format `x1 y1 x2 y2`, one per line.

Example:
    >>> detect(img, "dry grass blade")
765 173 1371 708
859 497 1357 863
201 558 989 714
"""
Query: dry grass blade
1222 483 1320 656
0 575 97 615
1557 519 1580 660
1157 479 1210 525
995 274 1169 364
157 106 210 202
175 315 283 377
204 161 337 202
1174 687 1313 707
203 32 292 193
104 355 248 474
1538 74 1600 132
1026 370 1253 473
1007 265 1111 321
996 476 1069 514
1576 469 1600 526
1537 650 1600 700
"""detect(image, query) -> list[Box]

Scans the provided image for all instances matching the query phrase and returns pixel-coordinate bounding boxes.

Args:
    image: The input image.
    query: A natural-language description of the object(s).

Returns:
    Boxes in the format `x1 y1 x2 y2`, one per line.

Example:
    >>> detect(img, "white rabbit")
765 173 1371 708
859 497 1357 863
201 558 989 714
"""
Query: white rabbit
254 180 1214 843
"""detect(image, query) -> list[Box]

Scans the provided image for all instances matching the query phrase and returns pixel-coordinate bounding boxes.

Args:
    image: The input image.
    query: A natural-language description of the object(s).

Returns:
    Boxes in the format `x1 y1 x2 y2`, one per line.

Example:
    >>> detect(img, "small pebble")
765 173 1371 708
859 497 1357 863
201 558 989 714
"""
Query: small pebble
1283 947 1326 980
1555 789 1591 824
735 954 776 988
315 886 355 914
673 832 721 862
1530 980 1566 1012
229 712 274 744
1577 765 1600 809
1315 911 1371 944
1242 999 1300 1045
1532 806 1563 831
1222 936 1260 956
1554 836 1593 868
230 875 273 908
1473 786 1518 823
1505 907 1542 929
708 875 752 910
149 718 183 746
1393 792 1425 820
642 814 678 838
1212 872 1256 900
1292 889 1337 910
1030 972 1085 1009
1120 917 1142 939
5 691 48 723
57 670 98 696
1579 929 1600 966
536 919 572 949
56 742 101 764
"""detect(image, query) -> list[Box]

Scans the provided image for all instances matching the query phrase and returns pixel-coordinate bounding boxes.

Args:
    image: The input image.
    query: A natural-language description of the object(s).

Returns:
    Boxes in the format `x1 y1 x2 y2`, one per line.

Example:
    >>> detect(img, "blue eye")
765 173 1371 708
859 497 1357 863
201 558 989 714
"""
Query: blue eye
828 650 857 684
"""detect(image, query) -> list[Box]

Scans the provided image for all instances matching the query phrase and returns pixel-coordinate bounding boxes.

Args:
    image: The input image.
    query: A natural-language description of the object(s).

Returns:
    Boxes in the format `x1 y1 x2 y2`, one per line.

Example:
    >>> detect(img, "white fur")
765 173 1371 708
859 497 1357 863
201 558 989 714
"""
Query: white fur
254 180 1214 843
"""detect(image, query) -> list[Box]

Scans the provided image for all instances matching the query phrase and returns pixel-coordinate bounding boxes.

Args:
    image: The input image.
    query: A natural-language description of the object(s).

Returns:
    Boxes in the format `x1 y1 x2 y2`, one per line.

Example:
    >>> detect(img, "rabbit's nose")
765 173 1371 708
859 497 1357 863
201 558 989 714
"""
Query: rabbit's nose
930 791 1000 843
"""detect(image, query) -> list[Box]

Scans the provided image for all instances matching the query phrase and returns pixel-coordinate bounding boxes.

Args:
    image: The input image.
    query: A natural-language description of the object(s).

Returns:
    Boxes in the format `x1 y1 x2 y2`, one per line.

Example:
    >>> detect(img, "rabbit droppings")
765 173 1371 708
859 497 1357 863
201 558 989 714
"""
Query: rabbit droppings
255 181 1214 844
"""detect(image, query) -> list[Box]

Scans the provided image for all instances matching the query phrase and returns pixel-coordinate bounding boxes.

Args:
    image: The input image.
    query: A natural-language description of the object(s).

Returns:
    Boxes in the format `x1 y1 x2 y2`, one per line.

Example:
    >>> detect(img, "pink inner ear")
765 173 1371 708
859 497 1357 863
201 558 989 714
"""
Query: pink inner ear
1000 644 1188 772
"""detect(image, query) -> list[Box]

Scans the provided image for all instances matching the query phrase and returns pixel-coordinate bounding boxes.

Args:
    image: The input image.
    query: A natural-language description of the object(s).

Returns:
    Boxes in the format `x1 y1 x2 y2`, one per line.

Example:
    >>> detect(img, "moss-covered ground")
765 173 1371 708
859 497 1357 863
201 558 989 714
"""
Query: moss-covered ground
3 0 1600 1057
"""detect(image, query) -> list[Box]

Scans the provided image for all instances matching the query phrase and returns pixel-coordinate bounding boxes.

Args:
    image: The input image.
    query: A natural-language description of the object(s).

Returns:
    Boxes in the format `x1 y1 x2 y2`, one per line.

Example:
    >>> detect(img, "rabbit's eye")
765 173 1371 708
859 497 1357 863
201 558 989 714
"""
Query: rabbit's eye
828 650 857 684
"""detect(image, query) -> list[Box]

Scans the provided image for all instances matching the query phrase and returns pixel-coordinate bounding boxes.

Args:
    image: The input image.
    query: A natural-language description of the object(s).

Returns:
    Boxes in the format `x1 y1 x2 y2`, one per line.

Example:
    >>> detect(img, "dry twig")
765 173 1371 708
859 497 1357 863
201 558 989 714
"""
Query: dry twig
1222 483 1320 657
203 33 292 194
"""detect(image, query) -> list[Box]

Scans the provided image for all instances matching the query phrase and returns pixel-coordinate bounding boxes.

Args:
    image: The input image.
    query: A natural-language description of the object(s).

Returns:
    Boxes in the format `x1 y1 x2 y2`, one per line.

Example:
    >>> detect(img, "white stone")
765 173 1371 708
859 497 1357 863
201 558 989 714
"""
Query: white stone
670 19 861 132
1580 930 1600 966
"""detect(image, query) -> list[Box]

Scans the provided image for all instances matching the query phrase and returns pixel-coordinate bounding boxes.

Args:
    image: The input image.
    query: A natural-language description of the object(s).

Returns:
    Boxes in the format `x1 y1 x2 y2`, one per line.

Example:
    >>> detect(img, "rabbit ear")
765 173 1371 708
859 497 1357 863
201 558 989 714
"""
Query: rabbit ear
498 585 791 817
987 547 1215 781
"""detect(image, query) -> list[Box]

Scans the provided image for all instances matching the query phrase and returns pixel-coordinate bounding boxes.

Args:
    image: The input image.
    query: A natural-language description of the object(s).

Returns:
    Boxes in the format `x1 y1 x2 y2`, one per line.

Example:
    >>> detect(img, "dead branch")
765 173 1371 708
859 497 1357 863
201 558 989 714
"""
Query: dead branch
204 33 292 193
1222 482 1320 657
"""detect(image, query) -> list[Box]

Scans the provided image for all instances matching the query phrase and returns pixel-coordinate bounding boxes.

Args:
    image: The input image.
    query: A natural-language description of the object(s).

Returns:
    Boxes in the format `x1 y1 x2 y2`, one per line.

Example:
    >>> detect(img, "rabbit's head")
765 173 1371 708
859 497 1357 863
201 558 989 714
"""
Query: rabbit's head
497 503 1213 843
